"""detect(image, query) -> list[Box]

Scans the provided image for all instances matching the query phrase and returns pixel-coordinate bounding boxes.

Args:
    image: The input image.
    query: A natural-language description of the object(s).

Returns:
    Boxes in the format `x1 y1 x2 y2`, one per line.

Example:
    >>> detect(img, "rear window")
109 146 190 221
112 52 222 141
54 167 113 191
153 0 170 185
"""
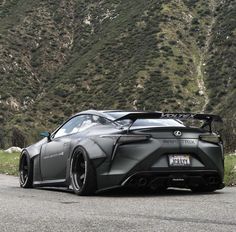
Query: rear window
116 119 185 128
133 119 185 127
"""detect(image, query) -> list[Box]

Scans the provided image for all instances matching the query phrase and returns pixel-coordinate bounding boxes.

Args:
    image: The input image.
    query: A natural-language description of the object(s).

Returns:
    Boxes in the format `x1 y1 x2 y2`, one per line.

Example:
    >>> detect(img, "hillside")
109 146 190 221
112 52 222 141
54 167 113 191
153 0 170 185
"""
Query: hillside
0 0 235 152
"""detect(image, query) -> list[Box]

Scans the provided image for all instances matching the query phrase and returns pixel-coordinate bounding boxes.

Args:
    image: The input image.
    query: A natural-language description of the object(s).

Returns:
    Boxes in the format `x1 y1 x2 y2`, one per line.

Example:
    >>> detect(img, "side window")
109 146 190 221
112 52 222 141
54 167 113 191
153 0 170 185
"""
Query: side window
91 115 112 126
78 115 113 132
78 115 94 132
54 115 87 138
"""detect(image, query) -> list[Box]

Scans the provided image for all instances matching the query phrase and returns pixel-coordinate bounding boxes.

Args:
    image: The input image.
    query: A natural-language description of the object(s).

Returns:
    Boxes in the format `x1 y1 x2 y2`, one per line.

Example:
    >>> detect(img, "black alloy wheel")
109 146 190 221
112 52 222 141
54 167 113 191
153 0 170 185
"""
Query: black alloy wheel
70 147 96 195
19 152 33 188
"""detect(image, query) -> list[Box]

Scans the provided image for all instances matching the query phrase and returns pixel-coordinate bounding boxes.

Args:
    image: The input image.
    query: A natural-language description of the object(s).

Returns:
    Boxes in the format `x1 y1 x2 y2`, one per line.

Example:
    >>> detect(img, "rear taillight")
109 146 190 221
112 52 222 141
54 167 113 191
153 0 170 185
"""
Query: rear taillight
100 134 151 144
118 135 151 144
100 134 151 161
199 134 221 144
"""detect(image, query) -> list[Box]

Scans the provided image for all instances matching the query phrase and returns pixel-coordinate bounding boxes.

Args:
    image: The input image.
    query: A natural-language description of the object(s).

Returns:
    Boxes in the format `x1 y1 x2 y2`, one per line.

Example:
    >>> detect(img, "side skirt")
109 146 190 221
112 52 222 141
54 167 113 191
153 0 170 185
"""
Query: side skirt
33 179 68 187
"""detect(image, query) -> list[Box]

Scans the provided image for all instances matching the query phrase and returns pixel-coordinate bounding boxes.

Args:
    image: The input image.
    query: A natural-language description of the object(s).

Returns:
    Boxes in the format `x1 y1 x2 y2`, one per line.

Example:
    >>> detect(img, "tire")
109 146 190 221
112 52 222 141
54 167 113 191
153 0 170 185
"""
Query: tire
70 147 96 196
19 152 33 188
191 186 217 193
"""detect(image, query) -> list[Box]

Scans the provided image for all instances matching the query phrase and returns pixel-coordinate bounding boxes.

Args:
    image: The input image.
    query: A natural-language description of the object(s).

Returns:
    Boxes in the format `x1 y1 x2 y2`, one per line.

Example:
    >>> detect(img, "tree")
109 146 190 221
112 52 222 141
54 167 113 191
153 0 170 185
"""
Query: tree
11 128 26 148
0 129 4 149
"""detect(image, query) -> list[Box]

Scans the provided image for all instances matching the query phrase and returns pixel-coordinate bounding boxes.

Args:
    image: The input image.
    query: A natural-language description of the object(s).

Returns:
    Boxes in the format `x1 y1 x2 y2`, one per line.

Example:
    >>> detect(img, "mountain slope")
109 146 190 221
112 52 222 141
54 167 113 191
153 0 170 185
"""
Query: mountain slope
0 0 235 152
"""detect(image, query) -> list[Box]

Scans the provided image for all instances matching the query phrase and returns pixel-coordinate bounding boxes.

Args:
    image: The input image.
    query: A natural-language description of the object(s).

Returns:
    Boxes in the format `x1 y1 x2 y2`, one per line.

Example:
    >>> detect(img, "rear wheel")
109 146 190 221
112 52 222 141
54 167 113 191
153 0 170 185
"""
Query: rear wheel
191 186 217 193
70 147 96 196
19 152 33 188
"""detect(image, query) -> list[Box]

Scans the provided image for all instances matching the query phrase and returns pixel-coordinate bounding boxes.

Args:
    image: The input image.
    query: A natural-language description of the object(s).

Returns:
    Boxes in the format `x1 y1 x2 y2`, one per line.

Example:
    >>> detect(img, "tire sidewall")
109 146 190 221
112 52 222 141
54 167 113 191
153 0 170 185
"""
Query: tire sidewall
70 146 95 195
19 151 33 188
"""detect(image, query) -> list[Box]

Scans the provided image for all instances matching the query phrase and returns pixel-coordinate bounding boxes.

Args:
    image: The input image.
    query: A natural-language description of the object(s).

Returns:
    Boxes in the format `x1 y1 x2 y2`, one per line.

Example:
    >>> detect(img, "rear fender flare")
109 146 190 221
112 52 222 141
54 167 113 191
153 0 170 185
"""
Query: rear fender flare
66 139 108 180
77 138 108 160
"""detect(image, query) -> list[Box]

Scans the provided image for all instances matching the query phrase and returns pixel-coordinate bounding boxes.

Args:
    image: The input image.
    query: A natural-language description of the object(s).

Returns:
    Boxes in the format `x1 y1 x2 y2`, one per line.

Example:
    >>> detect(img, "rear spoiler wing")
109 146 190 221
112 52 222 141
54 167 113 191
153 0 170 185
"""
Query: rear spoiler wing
114 112 222 132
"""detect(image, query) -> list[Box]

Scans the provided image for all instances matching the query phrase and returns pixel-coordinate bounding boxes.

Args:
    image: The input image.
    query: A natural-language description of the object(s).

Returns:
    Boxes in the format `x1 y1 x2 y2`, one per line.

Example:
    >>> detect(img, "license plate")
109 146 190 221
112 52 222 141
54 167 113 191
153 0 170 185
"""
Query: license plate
169 155 191 167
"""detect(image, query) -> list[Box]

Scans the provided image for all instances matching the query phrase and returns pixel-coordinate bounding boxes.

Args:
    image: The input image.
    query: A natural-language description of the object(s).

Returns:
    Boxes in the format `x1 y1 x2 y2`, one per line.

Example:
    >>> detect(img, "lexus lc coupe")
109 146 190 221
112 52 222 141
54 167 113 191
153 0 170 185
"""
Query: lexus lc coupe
19 110 224 195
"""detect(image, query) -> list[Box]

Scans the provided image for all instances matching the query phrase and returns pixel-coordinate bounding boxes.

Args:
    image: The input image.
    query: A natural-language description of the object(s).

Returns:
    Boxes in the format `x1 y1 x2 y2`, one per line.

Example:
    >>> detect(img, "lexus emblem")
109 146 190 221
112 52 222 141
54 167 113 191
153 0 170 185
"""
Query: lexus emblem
173 131 182 137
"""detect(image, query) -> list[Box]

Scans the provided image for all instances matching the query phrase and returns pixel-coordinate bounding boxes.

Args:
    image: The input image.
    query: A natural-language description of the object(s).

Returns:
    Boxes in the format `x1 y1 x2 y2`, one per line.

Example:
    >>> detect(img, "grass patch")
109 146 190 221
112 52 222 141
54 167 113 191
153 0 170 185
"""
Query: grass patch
0 151 20 176
0 151 235 187
224 154 236 186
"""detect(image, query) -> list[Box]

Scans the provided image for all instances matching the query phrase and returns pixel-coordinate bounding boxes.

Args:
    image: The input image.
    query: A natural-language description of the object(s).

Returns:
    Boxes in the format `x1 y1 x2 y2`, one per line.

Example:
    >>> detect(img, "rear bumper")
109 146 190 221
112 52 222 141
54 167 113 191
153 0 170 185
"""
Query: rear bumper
96 168 224 191
95 139 224 191
121 170 224 190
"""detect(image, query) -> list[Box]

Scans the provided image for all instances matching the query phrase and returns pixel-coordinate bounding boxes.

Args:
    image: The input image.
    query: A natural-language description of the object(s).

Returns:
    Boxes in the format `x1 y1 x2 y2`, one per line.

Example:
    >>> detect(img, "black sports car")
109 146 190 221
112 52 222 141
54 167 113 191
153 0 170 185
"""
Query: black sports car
19 110 224 195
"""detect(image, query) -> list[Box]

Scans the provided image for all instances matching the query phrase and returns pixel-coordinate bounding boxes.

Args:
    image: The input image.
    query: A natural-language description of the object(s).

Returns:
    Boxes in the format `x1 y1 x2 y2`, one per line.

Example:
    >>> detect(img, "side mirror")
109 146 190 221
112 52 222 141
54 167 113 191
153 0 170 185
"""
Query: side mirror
40 131 51 140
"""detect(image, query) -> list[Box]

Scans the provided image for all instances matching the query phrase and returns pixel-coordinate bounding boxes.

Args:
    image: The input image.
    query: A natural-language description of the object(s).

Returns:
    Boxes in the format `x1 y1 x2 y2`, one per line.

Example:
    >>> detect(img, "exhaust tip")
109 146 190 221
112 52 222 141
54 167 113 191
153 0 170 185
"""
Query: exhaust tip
149 177 167 192
137 177 148 187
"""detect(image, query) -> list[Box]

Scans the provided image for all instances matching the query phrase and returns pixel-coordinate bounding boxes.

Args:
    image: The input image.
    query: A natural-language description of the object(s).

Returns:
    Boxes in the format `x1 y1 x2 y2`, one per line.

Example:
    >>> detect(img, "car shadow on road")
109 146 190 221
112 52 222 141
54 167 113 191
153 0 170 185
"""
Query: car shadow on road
26 186 223 198
96 187 223 197
36 187 75 194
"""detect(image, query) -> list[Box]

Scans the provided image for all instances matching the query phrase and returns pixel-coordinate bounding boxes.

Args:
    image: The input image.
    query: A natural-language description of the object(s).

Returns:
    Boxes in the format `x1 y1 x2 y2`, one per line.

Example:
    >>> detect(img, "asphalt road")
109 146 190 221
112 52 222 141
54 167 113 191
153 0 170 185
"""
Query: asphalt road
0 174 236 232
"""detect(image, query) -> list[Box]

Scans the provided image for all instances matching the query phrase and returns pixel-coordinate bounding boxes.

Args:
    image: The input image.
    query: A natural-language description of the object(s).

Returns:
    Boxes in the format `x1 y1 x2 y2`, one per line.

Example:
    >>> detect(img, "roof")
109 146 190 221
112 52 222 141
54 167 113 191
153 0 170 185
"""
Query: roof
73 109 124 120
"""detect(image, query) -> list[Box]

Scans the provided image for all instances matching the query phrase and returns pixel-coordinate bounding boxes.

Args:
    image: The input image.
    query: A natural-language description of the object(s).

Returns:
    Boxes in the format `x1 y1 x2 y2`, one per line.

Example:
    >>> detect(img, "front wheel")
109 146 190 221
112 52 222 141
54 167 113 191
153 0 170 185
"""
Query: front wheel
70 147 96 196
19 152 33 188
